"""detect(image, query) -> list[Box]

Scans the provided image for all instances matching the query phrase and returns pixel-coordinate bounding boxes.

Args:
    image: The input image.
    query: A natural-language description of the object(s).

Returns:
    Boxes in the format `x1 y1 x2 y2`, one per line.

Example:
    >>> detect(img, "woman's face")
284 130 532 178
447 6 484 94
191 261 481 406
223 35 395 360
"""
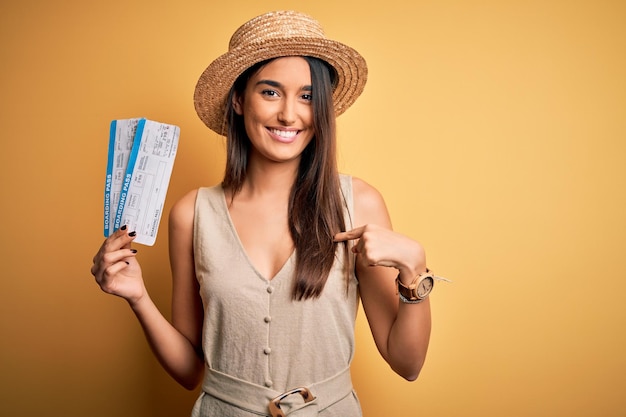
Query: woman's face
233 56 315 166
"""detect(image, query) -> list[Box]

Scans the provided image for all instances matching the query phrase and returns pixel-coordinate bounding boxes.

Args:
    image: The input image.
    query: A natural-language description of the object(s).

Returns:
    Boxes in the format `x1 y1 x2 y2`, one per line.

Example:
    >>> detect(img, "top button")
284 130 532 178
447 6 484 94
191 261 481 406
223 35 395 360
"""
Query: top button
266 286 274 294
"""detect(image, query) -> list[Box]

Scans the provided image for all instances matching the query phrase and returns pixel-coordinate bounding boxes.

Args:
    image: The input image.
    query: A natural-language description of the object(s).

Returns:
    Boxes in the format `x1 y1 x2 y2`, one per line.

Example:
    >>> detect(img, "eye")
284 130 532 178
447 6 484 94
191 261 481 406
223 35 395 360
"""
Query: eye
261 89 279 97
301 93 313 102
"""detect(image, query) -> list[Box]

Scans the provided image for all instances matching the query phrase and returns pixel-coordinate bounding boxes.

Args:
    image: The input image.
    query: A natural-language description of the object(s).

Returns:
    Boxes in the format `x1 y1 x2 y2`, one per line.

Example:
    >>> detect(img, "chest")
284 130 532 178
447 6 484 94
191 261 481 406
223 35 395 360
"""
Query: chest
228 201 294 281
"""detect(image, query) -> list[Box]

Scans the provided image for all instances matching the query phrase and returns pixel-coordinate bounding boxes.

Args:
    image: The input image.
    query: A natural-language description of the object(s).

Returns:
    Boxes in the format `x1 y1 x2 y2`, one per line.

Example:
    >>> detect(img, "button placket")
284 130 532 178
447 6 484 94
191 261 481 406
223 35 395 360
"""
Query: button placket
263 283 274 388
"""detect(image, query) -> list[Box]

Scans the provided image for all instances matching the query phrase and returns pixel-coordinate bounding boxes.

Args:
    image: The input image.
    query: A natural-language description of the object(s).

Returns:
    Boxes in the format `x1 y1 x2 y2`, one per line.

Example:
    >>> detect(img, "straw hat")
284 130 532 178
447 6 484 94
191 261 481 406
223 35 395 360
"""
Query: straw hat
194 10 368 135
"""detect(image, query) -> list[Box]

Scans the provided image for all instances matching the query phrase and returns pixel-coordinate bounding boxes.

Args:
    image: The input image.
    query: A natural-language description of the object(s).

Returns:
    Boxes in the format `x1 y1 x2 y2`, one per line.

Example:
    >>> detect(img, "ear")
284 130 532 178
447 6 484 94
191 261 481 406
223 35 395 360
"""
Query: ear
232 93 244 115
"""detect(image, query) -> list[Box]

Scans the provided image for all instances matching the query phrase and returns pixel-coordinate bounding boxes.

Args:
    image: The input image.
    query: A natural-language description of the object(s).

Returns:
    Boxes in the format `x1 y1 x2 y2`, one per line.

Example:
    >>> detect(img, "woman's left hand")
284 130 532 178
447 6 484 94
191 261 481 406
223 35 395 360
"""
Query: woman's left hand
334 224 426 279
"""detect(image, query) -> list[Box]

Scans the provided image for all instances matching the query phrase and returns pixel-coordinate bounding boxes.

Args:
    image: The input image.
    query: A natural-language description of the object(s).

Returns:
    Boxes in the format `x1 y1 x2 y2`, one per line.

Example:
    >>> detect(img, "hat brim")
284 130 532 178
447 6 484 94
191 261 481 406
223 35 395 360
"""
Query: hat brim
194 37 367 136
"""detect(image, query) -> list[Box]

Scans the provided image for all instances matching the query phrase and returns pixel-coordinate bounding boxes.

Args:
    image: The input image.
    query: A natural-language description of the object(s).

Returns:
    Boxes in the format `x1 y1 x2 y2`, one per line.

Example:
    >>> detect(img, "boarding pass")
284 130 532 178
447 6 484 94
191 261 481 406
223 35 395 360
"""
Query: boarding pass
104 118 180 246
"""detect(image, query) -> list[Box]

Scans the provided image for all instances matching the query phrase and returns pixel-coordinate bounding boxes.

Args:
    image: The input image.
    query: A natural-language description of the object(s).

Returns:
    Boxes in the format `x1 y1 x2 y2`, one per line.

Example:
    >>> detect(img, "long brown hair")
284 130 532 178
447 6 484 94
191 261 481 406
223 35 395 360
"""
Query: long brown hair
222 57 349 300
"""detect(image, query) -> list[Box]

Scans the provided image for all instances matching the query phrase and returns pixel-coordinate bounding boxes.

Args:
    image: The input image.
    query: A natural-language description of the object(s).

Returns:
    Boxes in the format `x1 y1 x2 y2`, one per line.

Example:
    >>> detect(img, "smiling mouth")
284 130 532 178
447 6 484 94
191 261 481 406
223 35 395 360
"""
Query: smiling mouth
268 128 299 139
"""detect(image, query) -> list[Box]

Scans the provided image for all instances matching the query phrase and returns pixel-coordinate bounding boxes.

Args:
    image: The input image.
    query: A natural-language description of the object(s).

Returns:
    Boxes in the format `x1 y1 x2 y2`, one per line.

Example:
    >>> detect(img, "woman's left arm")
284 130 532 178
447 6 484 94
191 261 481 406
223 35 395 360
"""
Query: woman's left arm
334 177 431 381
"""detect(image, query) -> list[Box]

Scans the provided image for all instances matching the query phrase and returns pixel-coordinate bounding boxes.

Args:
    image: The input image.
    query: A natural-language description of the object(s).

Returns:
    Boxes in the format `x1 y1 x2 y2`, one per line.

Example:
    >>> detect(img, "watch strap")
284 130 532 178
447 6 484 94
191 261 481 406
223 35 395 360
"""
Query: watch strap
396 269 434 302
398 291 425 304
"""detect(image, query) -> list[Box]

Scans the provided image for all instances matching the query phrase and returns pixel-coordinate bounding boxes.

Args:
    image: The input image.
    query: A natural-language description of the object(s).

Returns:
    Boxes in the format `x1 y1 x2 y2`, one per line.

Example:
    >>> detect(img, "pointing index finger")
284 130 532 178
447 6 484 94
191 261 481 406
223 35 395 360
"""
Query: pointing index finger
333 226 365 242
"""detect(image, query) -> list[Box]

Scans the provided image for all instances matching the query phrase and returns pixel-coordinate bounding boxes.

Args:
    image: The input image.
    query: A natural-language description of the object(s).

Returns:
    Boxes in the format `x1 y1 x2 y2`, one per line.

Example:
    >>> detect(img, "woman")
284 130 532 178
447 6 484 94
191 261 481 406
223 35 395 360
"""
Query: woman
91 10 438 417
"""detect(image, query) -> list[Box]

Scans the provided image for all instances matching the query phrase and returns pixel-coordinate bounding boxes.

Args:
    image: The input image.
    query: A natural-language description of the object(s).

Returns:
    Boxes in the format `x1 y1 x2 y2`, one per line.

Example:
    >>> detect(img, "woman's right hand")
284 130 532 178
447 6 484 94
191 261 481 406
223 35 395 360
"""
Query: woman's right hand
91 226 144 305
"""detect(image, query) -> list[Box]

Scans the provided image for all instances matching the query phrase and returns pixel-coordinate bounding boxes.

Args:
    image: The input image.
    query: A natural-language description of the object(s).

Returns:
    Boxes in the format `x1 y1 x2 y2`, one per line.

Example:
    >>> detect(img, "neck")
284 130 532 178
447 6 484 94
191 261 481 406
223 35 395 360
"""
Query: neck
237 157 300 200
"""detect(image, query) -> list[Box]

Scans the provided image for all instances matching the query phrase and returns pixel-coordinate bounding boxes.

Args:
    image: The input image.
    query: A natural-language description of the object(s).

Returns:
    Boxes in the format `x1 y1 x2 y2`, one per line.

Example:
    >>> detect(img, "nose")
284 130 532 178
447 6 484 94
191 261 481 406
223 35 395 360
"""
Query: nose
277 98 296 125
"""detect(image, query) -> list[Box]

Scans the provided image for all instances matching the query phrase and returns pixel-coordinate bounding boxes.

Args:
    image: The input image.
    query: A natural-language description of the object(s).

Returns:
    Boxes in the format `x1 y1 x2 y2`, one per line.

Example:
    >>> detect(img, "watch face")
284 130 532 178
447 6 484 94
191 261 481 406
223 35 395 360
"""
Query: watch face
417 276 434 298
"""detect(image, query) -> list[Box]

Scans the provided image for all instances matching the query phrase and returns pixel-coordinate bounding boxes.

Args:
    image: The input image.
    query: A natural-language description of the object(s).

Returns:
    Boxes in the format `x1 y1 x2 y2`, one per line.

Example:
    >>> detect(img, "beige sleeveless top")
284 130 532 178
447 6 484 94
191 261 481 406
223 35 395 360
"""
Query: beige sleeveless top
191 174 361 416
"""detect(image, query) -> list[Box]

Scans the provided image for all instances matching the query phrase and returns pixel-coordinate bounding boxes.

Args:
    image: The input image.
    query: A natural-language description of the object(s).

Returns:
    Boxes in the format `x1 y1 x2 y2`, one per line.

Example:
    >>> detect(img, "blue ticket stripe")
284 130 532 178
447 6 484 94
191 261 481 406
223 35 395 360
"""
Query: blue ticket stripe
113 118 146 231
104 120 117 237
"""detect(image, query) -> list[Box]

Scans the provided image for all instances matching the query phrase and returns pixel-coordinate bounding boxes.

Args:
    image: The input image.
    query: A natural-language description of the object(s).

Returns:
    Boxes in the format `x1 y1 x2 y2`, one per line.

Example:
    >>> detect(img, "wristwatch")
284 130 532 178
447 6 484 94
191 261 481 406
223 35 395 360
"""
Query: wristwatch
396 269 435 303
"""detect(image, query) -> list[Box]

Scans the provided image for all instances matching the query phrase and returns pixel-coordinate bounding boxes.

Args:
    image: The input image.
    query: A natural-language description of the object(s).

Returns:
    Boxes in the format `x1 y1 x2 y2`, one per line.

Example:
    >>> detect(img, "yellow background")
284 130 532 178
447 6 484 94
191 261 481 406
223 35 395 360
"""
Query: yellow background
1 1 625 416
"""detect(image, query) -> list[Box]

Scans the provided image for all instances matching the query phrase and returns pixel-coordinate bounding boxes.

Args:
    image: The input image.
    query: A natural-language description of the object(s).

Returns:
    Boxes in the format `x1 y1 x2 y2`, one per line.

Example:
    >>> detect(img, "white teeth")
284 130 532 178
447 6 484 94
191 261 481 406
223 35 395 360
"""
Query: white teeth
270 129 298 138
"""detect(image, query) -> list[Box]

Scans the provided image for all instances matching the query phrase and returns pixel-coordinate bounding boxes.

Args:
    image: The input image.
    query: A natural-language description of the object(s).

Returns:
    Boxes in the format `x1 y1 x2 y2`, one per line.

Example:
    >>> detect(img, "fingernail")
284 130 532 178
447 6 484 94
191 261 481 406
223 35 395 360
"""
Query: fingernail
129 231 136 237
130 249 137 253
121 225 127 231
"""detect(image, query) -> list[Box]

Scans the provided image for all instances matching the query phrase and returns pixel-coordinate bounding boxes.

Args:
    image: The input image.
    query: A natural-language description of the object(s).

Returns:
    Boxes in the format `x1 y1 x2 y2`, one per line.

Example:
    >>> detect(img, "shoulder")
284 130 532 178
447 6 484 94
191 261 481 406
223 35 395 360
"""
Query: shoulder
170 189 199 217
169 189 200 231
169 183 225 229
352 176 388 214
351 176 384 204
350 176 392 227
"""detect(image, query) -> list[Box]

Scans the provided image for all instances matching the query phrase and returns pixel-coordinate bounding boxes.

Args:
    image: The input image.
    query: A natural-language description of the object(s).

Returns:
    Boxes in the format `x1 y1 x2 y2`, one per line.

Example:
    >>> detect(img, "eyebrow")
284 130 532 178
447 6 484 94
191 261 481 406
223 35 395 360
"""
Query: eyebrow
256 79 312 91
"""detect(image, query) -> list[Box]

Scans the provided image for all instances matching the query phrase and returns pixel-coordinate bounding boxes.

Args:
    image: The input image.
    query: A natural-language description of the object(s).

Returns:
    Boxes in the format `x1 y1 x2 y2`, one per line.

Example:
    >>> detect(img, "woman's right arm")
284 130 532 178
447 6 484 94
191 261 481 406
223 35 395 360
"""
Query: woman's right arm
91 189 204 390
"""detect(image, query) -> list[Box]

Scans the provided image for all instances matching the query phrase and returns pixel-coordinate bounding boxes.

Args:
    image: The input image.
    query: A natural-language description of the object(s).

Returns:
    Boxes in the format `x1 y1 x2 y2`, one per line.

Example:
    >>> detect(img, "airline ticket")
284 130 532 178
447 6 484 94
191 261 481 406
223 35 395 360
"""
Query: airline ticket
104 118 180 246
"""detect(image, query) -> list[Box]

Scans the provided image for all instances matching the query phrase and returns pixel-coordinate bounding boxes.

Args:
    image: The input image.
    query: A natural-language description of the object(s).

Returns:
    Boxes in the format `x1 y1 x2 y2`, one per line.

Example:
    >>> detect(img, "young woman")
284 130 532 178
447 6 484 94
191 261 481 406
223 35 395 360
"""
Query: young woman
91 10 438 417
